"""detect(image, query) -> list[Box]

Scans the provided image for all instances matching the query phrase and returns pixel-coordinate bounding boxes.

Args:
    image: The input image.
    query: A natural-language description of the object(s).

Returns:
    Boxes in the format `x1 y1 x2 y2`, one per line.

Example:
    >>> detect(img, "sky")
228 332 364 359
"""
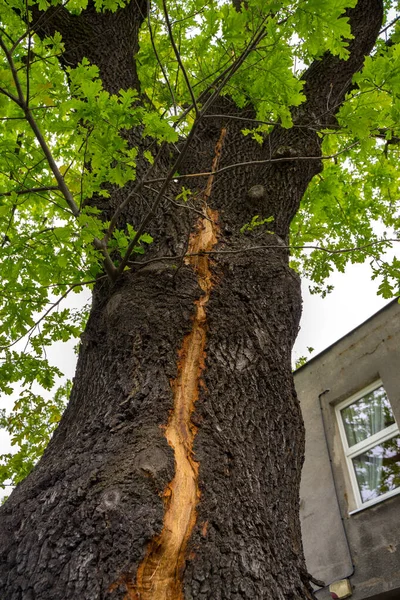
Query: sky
294 262 392 363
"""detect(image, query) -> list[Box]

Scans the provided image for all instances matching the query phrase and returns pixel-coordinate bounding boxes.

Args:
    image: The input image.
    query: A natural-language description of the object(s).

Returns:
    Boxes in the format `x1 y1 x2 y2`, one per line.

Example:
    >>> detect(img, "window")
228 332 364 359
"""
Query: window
336 380 400 511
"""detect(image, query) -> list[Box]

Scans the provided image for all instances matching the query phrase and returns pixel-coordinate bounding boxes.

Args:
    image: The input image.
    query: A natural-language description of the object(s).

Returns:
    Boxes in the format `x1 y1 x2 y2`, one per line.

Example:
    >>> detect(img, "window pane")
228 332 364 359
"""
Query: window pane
352 435 400 503
341 386 395 447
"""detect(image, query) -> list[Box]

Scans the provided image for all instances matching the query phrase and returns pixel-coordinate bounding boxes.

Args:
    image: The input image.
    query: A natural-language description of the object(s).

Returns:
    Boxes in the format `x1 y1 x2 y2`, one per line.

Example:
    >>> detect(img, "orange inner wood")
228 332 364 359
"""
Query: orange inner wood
130 128 226 600
132 207 219 600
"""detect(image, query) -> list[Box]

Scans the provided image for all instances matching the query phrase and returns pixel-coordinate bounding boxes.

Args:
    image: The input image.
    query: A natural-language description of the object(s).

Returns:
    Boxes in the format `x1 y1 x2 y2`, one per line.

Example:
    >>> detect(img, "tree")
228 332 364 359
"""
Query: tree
0 0 398 597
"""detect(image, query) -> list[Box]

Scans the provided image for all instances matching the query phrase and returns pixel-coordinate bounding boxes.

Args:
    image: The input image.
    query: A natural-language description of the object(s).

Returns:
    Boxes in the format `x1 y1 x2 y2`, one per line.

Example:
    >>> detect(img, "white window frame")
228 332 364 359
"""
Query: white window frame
335 380 400 513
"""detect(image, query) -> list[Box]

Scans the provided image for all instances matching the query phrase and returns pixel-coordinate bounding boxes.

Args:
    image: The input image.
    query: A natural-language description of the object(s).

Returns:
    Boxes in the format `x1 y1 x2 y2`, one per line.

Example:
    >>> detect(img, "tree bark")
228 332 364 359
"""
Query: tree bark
0 1 383 598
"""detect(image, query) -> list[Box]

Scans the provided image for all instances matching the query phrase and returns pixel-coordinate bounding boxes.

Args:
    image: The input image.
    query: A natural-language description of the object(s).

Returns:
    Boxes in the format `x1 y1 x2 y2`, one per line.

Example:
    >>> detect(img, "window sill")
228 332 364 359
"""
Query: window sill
349 486 400 515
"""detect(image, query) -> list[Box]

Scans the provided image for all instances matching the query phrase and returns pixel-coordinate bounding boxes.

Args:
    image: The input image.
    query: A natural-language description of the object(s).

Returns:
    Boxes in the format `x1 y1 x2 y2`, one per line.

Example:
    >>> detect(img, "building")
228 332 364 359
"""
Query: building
295 299 400 600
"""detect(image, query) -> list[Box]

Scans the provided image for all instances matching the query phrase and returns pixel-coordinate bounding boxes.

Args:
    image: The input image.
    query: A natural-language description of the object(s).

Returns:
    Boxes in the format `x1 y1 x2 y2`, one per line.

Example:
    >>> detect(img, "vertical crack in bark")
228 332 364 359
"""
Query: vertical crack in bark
131 128 227 600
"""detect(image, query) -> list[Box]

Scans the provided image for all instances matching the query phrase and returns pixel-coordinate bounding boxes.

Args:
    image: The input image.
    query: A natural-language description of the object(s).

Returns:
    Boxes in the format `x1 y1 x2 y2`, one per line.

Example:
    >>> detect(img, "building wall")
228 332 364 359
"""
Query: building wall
295 300 400 600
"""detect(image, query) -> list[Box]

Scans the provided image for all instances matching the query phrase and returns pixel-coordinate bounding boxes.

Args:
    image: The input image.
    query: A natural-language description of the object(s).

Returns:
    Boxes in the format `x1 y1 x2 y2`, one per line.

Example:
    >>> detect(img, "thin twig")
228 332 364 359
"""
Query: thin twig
0 106 58 121
126 238 399 269
191 57 232 91
0 34 80 218
0 85 20 104
379 15 400 36
104 181 144 244
7 277 104 292
1 283 82 351
145 141 361 185
25 0 31 107
202 112 328 132
0 185 59 198
201 25 268 116
144 184 211 221
0 26 14 45
175 10 291 126
0 36 117 280
116 124 199 275
103 141 168 245
203 113 279 127
148 0 177 115
162 0 198 116
116 16 271 275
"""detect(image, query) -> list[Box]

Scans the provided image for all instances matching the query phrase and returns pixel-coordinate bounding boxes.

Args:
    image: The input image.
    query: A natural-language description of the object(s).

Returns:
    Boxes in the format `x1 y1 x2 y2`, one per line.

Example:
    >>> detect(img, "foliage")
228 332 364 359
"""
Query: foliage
0 380 71 489
290 27 400 296
240 214 274 234
294 347 314 370
0 0 399 487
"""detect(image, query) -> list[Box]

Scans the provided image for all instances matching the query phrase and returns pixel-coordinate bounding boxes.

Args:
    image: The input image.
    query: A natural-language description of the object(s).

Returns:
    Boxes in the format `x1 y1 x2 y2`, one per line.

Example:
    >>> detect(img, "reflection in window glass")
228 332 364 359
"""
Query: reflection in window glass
352 435 400 503
341 386 395 447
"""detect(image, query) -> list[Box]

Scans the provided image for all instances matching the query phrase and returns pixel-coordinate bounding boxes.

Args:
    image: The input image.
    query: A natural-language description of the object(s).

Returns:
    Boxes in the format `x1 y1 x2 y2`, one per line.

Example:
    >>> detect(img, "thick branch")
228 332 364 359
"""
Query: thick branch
299 0 384 127
240 0 385 235
29 0 147 94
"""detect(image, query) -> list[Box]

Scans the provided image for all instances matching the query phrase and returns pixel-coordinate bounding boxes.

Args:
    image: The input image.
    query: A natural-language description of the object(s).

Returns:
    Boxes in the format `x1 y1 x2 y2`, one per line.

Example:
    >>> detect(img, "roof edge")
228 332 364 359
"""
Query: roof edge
293 297 399 373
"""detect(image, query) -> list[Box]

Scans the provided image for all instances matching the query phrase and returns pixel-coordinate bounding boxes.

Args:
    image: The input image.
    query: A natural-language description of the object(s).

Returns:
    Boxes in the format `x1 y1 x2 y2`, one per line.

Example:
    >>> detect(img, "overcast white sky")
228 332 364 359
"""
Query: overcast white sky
294 262 392 362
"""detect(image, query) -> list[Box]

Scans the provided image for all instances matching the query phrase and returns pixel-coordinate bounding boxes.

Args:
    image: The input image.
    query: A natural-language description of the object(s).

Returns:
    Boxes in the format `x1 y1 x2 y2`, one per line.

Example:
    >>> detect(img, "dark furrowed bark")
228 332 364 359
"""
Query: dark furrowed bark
184 248 307 600
179 107 323 238
300 0 384 128
0 243 306 600
169 0 383 239
0 266 198 599
0 1 384 598
0 110 311 599
30 0 147 93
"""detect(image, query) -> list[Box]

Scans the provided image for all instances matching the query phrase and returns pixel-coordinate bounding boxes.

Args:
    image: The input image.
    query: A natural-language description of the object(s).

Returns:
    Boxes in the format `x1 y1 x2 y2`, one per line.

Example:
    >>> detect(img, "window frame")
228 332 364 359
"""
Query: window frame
335 379 400 512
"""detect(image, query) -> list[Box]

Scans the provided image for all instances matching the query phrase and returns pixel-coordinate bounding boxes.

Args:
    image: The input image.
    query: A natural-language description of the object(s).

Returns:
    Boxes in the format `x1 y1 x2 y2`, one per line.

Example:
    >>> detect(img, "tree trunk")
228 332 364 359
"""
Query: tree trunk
0 1 383 598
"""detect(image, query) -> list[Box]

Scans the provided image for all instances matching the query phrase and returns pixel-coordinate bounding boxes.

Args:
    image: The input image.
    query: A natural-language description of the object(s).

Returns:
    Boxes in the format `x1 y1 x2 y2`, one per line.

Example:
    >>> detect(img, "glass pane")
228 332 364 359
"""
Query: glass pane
341 385 395 447
352 435 400 503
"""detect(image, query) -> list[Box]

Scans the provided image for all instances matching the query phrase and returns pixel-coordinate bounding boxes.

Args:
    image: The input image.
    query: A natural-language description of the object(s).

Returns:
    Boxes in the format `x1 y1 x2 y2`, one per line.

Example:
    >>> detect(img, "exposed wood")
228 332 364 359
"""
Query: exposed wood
132 130 226 600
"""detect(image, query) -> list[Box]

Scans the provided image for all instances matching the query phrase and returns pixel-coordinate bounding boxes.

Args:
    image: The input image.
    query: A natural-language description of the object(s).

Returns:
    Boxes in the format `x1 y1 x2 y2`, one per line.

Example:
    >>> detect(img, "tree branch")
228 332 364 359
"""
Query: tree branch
162 0 199 117
115 16 271 276
145 141 361 184
148 1 177 115
379 14 400 36
0 283 82 351
0 34 80 217
126 238 399 270
0 84 22 105
299 0 384 128
92 238 118 281
0 32 119 282
0 186 60 198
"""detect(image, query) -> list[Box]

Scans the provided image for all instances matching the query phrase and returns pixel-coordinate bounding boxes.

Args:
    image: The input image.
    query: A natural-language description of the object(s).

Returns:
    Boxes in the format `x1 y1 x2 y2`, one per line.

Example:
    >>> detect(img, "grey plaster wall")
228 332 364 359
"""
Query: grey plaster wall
295 300 400 600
